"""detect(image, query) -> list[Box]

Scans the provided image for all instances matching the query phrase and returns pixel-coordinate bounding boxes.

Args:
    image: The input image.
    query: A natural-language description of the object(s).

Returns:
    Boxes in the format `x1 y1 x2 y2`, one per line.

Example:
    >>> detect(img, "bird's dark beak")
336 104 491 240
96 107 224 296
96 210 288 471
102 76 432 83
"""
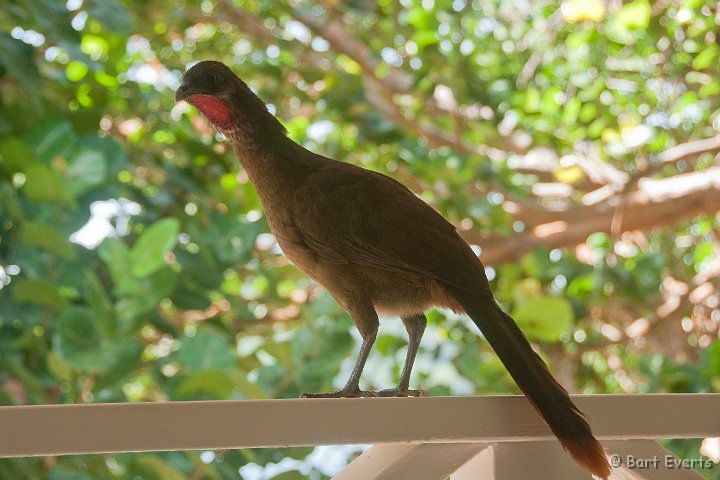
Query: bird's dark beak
175 83 195 103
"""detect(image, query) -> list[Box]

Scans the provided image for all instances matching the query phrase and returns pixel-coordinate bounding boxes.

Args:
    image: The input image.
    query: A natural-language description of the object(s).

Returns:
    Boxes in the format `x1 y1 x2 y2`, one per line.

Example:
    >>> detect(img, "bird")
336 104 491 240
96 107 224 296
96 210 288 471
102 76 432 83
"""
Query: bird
175 60 611 479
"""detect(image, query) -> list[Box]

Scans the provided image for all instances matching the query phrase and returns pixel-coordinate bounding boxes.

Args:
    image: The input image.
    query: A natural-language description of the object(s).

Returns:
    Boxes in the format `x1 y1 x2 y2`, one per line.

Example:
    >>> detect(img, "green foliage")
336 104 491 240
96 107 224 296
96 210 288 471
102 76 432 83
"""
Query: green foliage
1 0 719 478
128 218 180 277
512 296 574 342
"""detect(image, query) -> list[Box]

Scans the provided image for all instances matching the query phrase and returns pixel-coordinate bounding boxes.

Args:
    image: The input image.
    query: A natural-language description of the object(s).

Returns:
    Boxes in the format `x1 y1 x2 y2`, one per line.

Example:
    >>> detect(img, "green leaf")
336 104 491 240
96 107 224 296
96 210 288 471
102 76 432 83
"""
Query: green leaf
606 0 650 44
25 120 77 164
47 466 94 480
129 218 180 277
81 34 110 59
269 470 306 480
87 0 133 35
11 278 70 312
220 172 239 191
204 212 261 264
0 137 37 172
292 322 353 390
47 351 73 381
84 270 115 337
65 60 88 82
693 241 713 268
65 147 107 196
176 330 235 371
3 358 48 402
413 30 439 49
704 341 720 380
524 88 541 113
22 164 74 205
53 307 143 374
0 33 42 112
78 135 127 176
563 97 581 125
228 368 270 399
98 237 141 296
512 297 574 342
512 278 542 305
692 45 718 70
130 456 186 480
116 266 179 328
25 0 81 48
309 291 343 316
176 370 234 399
699 82 720 98
407 8 437 30
614 0 650 30
21 221 76 260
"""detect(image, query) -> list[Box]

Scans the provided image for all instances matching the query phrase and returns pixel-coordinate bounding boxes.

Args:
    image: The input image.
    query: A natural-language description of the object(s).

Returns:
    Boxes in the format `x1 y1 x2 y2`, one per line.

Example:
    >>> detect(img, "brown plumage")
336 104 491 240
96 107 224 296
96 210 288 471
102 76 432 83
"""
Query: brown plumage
175 60 611 479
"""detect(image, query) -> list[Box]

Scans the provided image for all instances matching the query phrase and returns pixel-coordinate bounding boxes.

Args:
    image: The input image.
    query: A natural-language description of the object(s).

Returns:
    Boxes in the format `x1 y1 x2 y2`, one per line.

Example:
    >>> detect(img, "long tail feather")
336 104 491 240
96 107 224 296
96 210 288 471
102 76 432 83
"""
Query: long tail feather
452 289 611 479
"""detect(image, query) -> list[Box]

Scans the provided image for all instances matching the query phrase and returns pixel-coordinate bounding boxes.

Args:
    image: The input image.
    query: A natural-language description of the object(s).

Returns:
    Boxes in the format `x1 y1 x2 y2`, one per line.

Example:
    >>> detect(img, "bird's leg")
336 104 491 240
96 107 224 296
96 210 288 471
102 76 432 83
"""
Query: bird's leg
301 302 378 398
377 313 427 397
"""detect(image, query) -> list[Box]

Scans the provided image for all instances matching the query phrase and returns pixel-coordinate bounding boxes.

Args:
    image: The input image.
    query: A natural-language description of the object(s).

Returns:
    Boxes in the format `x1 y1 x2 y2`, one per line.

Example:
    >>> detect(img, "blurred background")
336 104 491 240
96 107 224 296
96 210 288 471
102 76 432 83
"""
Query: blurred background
1 0 719 478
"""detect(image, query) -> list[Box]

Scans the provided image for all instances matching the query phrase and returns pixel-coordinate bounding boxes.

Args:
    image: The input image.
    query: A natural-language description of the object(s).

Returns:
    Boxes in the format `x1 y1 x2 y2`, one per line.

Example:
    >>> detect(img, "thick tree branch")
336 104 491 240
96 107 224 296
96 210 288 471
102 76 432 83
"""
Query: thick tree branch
467 167 720 266
644 134 720 176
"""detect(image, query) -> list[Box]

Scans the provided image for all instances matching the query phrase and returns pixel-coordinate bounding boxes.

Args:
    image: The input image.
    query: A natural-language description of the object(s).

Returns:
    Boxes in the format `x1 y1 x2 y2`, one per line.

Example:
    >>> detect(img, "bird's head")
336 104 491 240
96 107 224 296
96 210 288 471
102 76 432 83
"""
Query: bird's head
175 61 237 129
175 60 286 140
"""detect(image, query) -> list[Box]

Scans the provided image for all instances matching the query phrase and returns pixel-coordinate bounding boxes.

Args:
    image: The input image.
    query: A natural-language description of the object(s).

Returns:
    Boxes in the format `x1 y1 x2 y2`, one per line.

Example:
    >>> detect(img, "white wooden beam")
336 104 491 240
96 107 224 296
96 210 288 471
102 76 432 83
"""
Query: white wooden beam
448 446 495 480
0 394 717 458
332 443 489 480
452 442 590 479
452 440 709 480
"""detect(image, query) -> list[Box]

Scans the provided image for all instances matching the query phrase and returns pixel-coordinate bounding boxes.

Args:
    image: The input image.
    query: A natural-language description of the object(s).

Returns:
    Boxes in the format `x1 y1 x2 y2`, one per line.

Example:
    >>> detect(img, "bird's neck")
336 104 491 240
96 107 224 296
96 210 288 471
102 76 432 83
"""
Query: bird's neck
226 127 312 204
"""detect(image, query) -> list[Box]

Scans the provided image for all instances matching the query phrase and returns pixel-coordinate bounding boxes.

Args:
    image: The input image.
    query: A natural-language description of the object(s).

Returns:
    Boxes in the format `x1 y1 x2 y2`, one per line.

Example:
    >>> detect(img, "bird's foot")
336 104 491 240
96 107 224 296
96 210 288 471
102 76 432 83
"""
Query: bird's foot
300 388 377 399
375 388 425 397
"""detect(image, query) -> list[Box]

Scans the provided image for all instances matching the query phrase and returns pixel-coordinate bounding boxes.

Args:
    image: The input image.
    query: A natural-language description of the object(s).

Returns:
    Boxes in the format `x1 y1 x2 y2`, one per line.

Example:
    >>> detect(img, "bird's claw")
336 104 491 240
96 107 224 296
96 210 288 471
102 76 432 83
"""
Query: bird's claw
375 388 425 397
300 389 377 398
300 387 425 398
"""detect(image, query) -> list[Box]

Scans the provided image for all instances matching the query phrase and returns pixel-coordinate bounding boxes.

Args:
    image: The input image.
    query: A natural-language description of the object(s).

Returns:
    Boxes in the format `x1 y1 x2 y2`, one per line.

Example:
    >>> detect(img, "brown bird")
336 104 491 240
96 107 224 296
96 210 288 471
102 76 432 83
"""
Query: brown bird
175 60 611 478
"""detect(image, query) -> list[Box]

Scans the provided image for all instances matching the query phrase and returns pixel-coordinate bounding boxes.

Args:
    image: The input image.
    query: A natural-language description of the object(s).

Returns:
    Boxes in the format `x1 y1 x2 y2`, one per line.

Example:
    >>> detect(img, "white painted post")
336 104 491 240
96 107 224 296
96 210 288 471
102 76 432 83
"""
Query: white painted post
333 443 489 480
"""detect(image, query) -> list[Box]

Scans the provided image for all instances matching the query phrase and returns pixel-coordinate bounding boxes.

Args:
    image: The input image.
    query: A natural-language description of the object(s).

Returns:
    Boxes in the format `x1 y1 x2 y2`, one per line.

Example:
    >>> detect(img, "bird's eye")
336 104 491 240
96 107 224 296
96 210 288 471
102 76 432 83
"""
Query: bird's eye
207 72 219 85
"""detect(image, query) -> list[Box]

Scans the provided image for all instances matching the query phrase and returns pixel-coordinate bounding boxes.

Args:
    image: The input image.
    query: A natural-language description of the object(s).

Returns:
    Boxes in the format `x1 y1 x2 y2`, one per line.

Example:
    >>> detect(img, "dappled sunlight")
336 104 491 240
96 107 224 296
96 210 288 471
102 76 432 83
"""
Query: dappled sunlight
533 220 569 238
70 198 141 248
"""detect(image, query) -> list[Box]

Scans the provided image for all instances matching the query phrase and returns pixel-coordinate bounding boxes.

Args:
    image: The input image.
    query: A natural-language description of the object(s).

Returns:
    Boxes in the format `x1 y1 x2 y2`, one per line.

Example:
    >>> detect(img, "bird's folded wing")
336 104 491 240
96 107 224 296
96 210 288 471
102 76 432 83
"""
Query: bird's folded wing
291 162 486 292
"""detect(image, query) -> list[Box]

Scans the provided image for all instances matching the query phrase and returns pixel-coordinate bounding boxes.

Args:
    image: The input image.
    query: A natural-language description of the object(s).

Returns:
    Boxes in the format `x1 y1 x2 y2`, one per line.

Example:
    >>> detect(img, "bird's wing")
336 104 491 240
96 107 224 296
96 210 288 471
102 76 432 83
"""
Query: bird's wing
291 160 487 293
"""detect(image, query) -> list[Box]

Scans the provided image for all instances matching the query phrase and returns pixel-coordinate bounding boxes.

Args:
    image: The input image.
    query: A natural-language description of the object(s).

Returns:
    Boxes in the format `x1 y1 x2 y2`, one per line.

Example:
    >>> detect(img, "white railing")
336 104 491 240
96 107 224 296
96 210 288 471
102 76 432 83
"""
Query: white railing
1 394 718 479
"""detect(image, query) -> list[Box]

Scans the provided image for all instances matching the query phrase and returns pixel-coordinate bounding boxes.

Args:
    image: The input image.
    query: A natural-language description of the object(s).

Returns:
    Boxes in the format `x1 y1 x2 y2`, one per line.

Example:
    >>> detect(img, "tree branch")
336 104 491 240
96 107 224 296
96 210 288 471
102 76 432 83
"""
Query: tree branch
468 167 720 266
289 8 509 162
291 9 413 95
647 134 720 175
363 77 507 160
516 9 563 88
212 0 281 43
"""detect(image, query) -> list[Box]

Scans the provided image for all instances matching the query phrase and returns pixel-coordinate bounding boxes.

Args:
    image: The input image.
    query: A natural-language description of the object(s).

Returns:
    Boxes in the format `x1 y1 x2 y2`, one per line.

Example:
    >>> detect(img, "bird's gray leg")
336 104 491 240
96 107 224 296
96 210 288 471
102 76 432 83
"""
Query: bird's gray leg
377 313 427 397
301 300 378 398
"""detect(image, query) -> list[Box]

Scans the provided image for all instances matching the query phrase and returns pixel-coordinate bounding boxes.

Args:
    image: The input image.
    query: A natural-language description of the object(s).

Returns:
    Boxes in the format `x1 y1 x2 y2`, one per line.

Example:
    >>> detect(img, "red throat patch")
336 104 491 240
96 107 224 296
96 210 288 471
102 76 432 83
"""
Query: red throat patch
187 94 231 125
